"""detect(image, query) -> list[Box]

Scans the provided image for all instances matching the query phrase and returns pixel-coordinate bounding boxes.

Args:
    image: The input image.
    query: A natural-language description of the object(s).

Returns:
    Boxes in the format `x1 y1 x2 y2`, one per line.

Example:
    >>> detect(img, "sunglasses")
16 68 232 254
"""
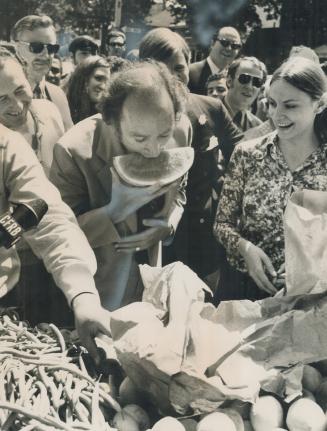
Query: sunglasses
17 40 60 55
217 38 242 50
238 73 263 88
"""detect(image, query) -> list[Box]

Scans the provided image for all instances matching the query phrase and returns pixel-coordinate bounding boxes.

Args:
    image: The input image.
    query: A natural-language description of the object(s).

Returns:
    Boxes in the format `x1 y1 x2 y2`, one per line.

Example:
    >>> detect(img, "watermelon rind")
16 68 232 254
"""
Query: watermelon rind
113 147 194 187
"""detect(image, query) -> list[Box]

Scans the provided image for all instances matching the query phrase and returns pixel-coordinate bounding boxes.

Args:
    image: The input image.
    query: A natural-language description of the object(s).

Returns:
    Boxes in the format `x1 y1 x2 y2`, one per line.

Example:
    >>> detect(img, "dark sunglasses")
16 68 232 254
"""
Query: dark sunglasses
17 40 60 55
217 38 242 50
238 73 263 88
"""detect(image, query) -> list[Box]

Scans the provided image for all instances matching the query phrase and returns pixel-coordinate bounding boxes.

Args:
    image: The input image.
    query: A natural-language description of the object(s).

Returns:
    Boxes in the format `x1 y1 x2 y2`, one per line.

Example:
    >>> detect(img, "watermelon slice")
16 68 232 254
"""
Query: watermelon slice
113 147 194 187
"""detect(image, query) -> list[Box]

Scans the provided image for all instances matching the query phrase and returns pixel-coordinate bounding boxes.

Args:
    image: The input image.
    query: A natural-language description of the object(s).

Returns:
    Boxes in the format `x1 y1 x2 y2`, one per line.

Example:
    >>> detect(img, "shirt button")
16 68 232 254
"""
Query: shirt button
200 218 205 224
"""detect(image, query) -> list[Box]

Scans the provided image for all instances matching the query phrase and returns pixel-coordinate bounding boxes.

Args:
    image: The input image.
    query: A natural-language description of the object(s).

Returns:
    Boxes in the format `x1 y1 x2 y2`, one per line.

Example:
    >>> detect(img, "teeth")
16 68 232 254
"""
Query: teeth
278 123 292 127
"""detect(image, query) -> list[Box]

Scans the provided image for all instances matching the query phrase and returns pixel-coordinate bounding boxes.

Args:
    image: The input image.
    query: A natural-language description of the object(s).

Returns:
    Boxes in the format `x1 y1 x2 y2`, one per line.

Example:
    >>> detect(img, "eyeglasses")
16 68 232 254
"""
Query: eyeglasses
217 38 242 50
238 73 263 88
17 40 60 55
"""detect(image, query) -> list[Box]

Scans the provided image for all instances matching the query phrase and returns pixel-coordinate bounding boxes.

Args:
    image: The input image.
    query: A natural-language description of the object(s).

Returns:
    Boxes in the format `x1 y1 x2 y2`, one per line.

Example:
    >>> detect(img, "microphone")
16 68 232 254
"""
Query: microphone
0 199 48 249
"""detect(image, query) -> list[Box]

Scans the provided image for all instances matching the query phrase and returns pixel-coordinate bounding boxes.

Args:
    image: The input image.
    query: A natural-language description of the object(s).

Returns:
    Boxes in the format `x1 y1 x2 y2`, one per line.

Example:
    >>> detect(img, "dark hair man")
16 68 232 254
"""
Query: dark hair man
107 29 126 58
69 35 99 65
50 61 192 311
12 15 73 131
223 56 267 132
189 26 242 95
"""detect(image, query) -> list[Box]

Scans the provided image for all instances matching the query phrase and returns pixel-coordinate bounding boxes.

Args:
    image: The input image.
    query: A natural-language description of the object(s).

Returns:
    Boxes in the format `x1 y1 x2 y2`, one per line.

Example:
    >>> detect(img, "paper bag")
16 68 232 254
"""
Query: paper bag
284 189 327 295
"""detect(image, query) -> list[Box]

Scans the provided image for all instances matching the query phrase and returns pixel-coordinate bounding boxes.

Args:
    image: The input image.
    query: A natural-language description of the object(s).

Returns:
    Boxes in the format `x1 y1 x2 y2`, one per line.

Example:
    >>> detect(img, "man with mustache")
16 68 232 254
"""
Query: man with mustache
12 15 73 131
189 27 242 95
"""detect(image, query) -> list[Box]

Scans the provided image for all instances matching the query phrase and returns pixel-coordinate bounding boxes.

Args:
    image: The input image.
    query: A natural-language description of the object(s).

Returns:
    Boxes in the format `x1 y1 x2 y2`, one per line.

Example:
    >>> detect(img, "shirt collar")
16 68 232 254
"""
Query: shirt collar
261 131 327 164
207 56 220 74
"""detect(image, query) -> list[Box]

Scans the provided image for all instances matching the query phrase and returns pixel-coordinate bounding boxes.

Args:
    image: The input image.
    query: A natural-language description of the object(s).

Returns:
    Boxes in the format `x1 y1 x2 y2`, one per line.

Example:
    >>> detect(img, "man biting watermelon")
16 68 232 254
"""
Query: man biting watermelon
50 61 193 311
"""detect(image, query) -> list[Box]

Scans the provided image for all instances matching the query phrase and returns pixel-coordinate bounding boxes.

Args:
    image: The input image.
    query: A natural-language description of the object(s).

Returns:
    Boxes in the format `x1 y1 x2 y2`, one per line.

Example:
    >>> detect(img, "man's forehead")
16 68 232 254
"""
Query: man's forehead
237 61 263 77
109 36 125 44
18 26 56 41
218 28 240 42
0 61 27 86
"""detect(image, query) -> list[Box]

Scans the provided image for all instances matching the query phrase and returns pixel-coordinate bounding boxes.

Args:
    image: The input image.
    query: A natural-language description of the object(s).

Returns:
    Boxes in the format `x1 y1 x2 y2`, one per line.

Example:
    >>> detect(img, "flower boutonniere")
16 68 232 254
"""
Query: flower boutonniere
198 114 207 125
207 135 219 150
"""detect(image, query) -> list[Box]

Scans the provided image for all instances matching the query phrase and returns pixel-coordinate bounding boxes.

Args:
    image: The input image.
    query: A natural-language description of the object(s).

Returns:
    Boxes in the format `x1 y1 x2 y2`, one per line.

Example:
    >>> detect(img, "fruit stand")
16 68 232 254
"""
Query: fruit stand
3 260 327 431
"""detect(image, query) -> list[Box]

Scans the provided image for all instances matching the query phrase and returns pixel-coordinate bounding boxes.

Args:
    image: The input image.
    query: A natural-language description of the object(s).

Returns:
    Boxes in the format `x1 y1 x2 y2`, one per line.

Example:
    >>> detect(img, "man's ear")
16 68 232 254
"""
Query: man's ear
226 76 233 89
316 93 327 114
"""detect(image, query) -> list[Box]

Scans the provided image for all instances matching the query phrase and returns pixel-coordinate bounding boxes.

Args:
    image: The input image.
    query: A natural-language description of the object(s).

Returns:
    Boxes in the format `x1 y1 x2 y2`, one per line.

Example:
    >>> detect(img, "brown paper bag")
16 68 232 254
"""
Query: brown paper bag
284 189 327 295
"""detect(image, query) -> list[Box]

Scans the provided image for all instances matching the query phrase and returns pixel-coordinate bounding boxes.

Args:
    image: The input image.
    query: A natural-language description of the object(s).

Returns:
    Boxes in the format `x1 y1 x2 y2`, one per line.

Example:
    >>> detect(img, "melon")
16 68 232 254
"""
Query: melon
122 405 151 431
152 416 185 430
119 377 144 406
249 396 284 431
112 410 140 431
302 365 322 393
197 412 237 431
113 147 194 187
286 398 326 431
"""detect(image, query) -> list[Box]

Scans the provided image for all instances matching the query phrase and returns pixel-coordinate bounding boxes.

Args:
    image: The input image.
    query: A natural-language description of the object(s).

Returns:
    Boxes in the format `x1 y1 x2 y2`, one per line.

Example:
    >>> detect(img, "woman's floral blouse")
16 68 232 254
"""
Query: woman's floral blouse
214 131 327 273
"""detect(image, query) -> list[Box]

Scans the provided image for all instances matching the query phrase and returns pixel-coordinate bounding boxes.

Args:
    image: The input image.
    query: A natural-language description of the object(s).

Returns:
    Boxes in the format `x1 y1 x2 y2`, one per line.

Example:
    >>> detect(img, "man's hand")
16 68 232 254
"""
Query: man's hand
72 293 111 365
107 169 173 224
114 218 172 253
239 239 277 295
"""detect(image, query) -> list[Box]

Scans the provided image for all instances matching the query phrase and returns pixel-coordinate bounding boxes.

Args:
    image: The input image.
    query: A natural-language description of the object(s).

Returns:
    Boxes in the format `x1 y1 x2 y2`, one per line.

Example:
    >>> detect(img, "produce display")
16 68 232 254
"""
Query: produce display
2 303 327 430
0 310 120 431
113 147 194 187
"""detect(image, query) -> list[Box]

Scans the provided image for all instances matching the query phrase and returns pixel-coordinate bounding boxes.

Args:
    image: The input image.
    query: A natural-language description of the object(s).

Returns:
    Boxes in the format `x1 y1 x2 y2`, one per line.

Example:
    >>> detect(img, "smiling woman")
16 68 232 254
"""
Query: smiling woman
66 55 110 124
213 57 327 303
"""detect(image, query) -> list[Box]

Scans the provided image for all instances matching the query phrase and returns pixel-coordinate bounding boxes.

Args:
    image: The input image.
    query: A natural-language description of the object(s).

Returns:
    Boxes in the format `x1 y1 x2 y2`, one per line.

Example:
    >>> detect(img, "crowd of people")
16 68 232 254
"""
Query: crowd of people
0 13 327 359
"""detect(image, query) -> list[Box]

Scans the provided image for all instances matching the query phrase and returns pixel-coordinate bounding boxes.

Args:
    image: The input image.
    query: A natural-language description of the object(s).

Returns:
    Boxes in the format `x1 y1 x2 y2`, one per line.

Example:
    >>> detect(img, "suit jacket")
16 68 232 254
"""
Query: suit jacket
189 59 212 95
50 113 192 310
43 81 73 131
0 125 98 305
165 93 243 277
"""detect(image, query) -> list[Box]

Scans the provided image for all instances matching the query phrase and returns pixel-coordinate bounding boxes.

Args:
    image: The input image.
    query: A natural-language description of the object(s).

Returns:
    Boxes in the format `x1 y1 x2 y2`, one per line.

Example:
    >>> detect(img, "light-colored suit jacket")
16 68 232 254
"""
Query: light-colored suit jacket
50 114 192 310
0 125 98 305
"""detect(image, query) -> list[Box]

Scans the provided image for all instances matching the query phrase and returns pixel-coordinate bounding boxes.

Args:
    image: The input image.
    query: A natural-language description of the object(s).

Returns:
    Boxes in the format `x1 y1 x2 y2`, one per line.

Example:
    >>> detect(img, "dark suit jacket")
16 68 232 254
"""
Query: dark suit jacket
189 59 212 95
164 93 243 278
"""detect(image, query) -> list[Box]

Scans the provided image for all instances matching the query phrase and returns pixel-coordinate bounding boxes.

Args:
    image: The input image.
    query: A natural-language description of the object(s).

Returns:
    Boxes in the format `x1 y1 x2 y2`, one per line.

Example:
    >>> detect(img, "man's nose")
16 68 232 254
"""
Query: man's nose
146 141 161 157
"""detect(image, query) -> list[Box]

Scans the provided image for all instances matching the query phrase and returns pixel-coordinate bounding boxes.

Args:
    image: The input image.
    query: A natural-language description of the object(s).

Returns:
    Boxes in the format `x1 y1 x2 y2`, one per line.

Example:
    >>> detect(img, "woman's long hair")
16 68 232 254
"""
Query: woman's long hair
67 55 110 124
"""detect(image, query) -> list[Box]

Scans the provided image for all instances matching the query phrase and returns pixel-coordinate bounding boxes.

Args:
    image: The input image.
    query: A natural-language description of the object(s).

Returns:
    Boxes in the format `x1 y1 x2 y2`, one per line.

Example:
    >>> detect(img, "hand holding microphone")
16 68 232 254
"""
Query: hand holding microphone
0 199 48 248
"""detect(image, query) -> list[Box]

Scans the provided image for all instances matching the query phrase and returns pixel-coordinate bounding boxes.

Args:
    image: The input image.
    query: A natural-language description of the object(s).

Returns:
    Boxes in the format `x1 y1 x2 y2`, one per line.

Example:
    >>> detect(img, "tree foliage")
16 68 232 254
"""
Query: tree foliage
0 0 154 41
167 0 281 46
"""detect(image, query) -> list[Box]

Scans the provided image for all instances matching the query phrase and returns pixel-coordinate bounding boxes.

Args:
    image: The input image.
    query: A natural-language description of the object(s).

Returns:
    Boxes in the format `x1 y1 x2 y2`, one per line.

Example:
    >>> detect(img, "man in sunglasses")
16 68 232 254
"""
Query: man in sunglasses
189 26 242 95
223 56 267 132
12 15 73 131
107 29 126 58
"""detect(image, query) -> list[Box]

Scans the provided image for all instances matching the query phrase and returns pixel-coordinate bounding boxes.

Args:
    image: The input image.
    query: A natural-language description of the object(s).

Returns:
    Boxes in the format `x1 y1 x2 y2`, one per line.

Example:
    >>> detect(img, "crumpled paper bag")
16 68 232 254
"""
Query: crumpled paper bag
109 262 327 415
284 189 327 295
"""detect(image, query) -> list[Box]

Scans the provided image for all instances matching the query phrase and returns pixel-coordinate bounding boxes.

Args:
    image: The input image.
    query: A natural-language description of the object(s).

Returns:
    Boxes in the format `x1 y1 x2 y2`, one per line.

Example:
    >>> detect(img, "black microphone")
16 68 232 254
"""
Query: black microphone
0 199 48 249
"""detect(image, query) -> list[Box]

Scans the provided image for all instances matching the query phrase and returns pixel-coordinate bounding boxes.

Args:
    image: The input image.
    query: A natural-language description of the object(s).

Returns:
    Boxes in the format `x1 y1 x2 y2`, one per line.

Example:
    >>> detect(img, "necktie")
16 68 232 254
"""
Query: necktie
33 84 42 99
233 111 243 129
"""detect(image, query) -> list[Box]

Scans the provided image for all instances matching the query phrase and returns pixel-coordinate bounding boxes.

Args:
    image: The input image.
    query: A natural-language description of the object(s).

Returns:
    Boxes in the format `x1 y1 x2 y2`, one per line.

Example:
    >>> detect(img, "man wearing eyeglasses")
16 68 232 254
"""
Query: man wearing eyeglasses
107 29 126 58
189 27 242 95
12 15 73 131
223 56 267 132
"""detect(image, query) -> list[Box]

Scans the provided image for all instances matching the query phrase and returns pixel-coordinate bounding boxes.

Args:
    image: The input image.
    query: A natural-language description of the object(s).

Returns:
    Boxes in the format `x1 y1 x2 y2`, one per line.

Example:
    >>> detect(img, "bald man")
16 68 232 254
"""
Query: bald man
189 27 242 95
